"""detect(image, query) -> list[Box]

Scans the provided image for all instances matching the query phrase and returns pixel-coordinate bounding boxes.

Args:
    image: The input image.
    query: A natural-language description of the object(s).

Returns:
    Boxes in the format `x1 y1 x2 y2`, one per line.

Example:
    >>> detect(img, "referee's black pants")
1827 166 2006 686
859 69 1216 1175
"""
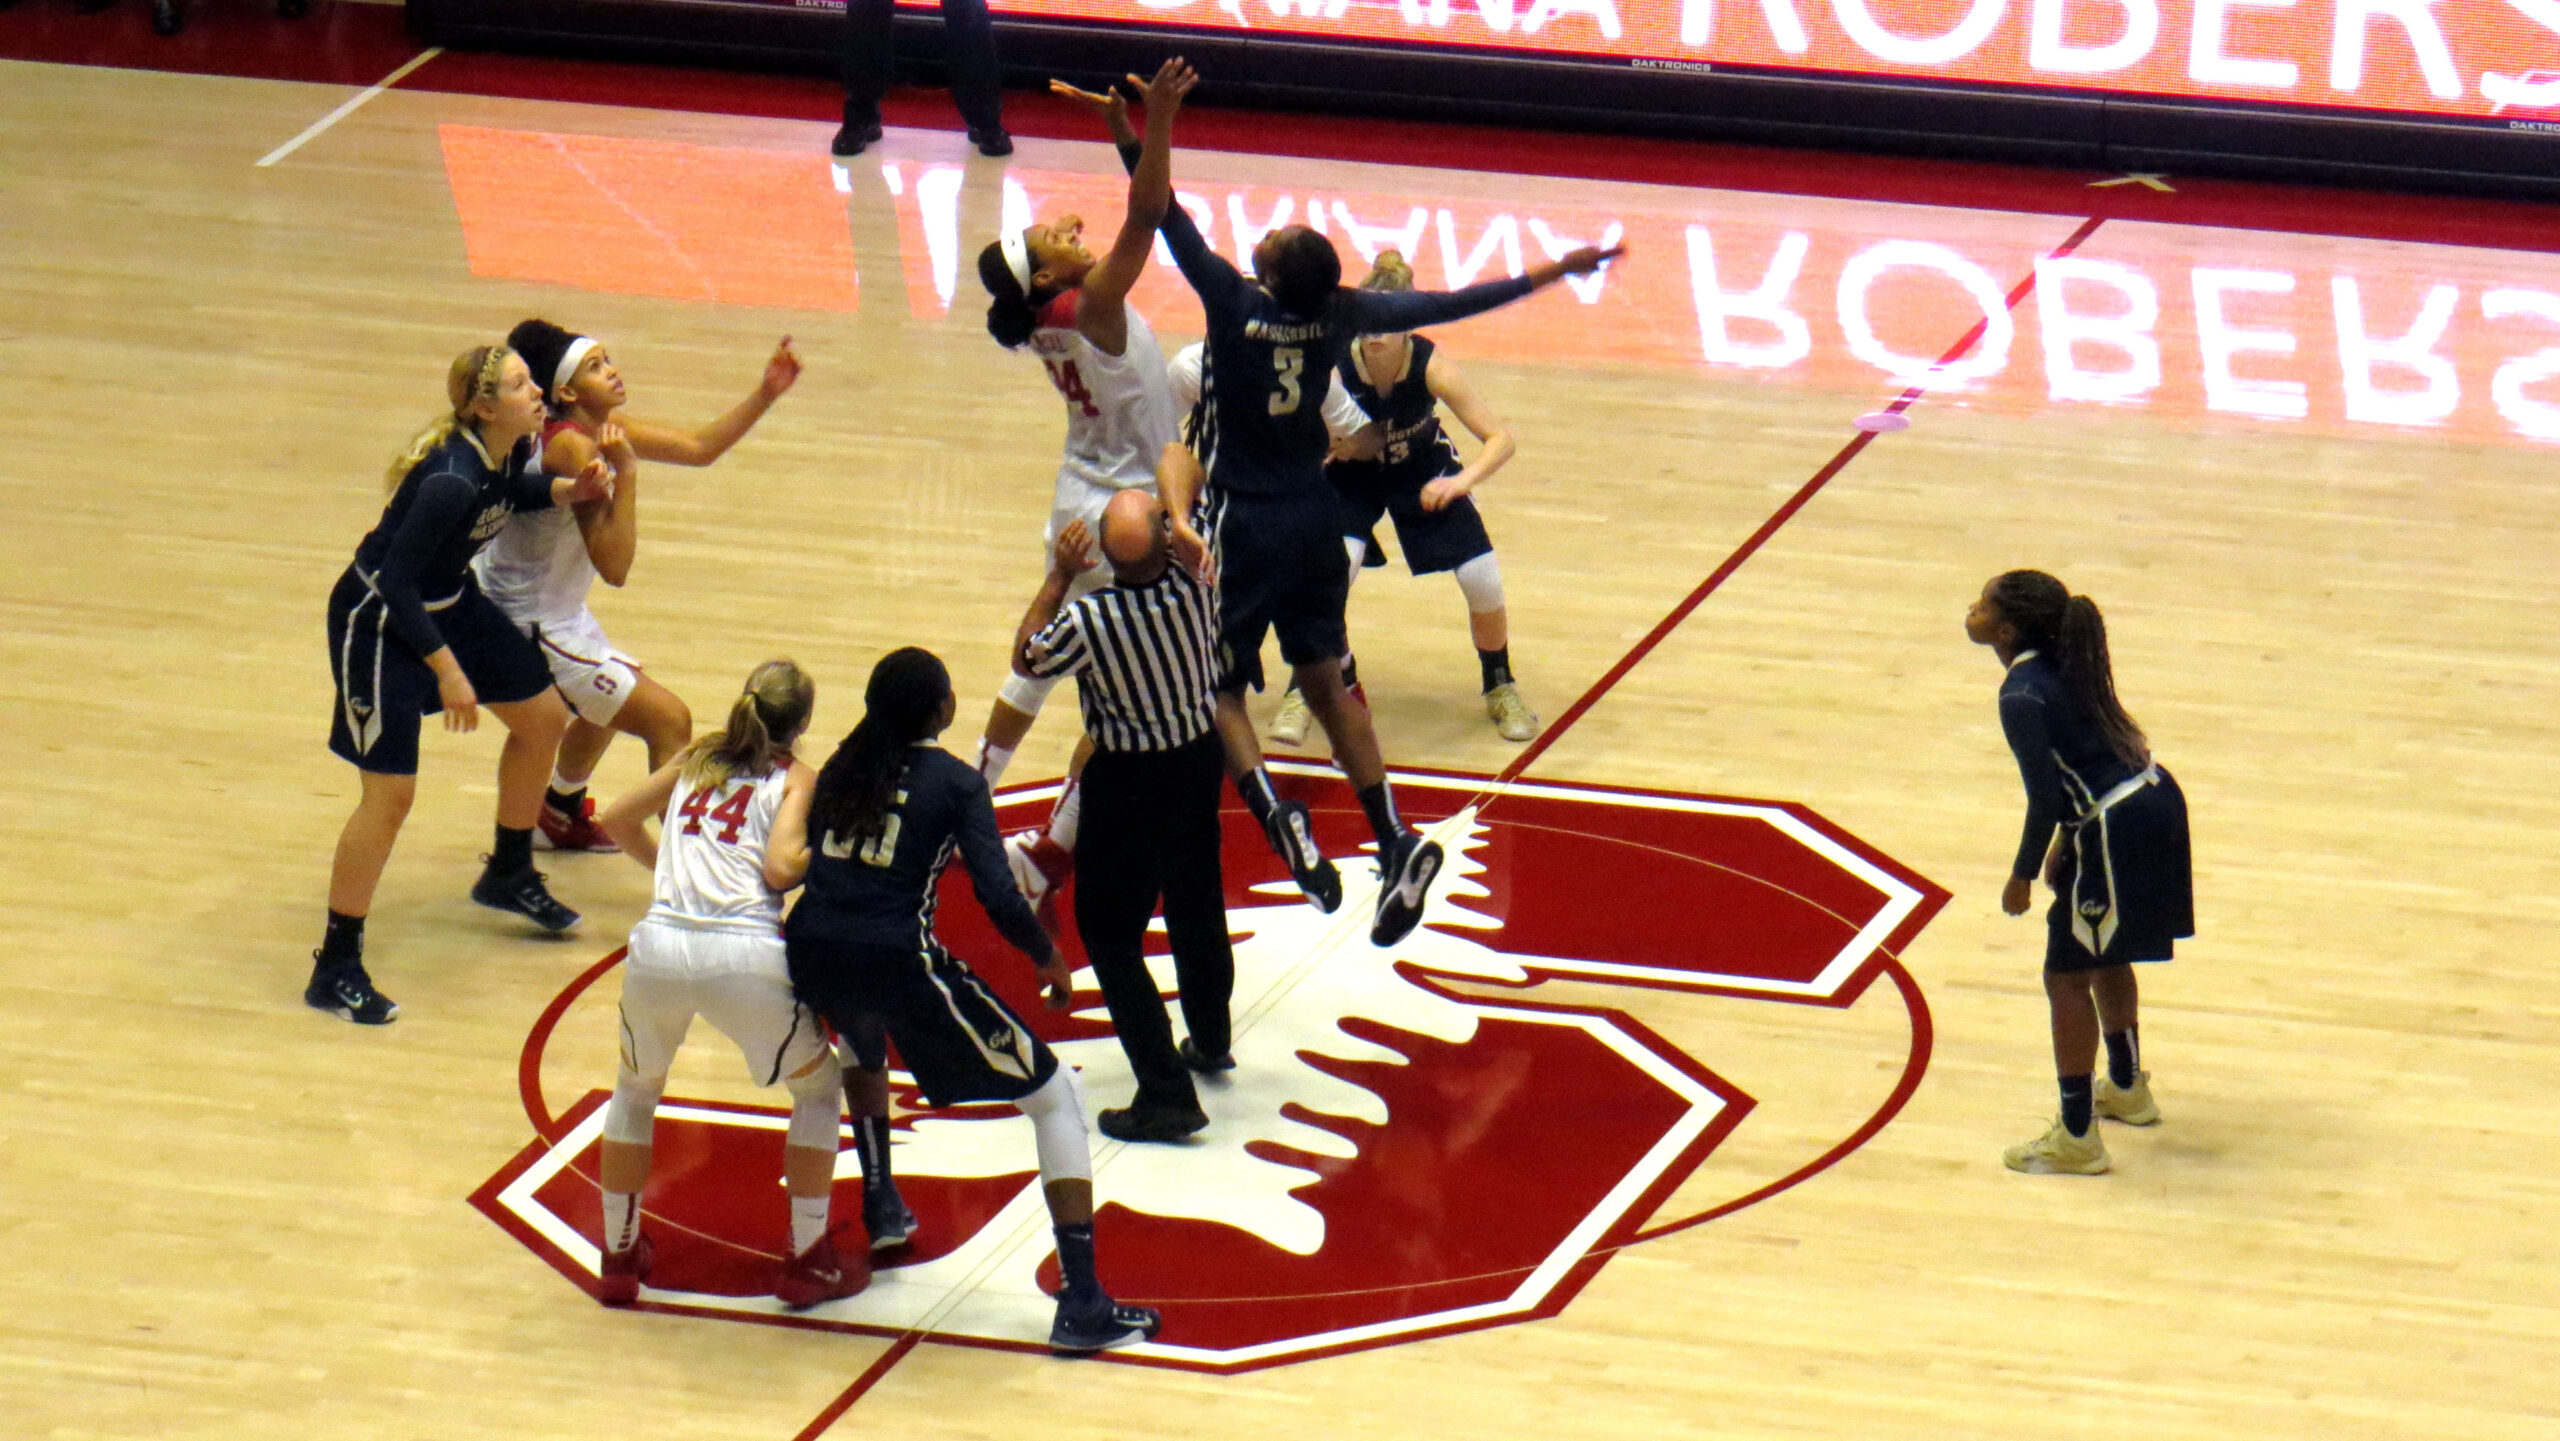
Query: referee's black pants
840 0 1002 136
1073 731 1234 1111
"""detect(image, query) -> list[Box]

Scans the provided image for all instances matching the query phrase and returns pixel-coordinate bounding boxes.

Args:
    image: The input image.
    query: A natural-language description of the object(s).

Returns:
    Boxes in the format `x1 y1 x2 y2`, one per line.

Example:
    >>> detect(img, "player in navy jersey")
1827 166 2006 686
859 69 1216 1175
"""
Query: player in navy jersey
1268 249 1539 749
310 346 612 1025
1968 570 2192 1176
1147 81 1621 946
779 648 1160 1352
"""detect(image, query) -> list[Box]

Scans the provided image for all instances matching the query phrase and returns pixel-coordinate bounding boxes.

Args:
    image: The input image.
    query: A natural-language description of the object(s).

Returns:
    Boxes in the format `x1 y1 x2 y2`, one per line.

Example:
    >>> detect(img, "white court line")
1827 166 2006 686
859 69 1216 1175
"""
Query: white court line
254 47 442 168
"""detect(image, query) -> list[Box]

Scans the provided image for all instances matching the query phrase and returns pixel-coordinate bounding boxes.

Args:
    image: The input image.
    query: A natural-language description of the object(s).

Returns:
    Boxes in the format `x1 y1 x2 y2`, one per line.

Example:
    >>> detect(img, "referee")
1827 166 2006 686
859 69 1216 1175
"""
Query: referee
1017 489 1232 1144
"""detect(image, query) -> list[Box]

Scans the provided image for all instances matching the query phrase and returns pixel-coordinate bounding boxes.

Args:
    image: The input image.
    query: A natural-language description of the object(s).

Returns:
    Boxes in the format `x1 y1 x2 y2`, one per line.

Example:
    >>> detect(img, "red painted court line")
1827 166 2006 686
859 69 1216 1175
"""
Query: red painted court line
1495 214 2106 789
793 1333 922 1441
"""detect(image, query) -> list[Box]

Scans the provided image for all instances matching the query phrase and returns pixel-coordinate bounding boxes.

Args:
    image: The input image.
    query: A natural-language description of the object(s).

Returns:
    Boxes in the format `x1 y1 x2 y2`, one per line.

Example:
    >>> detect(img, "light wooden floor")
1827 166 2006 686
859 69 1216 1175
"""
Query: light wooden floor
5 57 2558 1440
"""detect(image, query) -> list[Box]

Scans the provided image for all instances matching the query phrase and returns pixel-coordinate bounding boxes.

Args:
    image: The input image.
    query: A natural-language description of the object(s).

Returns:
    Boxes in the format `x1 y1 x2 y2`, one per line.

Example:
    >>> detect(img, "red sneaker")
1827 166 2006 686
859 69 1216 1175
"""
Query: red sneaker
776 1232 869 1309
598 1232 653 1306
537 797 619 853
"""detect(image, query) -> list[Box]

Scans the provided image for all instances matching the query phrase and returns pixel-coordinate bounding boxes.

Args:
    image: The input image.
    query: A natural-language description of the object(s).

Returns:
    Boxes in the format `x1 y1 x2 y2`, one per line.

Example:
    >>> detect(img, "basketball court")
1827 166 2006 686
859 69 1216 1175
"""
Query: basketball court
4 8 2557 1436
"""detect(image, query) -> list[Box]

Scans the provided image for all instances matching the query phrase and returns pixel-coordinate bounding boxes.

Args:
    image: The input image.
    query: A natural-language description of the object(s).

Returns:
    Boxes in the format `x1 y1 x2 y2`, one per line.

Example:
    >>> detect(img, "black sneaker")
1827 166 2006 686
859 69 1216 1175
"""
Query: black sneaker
862 1186 917 1252
969 127 1014 158
1370 831 1443 947
305 952 398 1025
831 121 884 157
1265 800 1342 914
1098 1100 1209 1144
1050 1294 1160 1354
471 862 580 932
1179 1037 1235 1073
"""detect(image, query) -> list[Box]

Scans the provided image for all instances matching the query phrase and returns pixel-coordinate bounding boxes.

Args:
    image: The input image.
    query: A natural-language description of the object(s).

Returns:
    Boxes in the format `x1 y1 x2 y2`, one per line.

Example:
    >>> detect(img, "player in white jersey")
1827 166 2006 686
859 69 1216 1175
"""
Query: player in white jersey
590 660 866 1312
479 319 803 853
966 61 1193 915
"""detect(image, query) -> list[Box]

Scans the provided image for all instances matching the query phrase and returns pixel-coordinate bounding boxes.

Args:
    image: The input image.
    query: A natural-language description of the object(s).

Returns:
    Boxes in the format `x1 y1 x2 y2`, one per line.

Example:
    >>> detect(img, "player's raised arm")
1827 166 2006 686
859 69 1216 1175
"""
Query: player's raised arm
1343 243 1625 333
623 337 802 466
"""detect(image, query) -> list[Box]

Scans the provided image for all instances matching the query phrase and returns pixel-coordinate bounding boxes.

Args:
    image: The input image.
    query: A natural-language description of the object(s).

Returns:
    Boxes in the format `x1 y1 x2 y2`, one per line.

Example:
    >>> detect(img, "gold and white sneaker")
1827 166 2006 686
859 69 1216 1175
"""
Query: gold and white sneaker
1484 682 1540 742
2095 1071 2161 1125
2002 1117 2110 1175
1267 687 1313 747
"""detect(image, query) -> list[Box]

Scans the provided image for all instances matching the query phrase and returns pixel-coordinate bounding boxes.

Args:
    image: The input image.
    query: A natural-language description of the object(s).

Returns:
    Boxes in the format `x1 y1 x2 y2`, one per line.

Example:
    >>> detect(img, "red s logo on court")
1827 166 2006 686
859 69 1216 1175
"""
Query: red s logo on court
476 765 1946 1372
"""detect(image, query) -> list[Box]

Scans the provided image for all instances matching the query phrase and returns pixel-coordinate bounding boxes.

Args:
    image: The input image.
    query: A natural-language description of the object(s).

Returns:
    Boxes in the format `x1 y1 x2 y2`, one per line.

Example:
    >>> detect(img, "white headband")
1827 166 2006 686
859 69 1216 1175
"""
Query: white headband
552 336 597 397
1000 230 1034 294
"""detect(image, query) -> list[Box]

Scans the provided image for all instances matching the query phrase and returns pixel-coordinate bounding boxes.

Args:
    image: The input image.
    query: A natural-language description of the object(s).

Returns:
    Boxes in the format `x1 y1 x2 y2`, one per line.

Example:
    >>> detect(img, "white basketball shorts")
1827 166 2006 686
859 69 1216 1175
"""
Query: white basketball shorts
618 919 828 1087
527 607 642 725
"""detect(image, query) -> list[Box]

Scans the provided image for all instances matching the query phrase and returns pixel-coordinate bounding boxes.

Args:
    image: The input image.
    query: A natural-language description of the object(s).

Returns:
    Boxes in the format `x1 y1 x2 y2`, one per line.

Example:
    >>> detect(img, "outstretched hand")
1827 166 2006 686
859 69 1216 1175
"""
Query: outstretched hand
1129 58 1198 121
1048 79 1130 132
563 457 615 505
1169 517 1214 586
762 336 802 399
1052 519 1097 577
1555 243 1625 278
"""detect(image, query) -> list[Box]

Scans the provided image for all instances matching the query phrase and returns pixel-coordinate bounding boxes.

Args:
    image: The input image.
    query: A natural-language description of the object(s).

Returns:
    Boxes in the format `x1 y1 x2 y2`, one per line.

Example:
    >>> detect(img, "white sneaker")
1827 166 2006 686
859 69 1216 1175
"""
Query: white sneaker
2095 1071 2161 1125
1268 687 1313 747
1484 682 1540 742
2002 1117 2109 1175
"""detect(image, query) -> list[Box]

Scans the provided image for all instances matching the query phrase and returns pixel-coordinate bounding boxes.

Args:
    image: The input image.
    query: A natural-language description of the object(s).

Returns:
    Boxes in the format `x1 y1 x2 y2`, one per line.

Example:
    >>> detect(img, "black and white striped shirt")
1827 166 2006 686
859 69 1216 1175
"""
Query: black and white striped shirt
1022 566 1219 752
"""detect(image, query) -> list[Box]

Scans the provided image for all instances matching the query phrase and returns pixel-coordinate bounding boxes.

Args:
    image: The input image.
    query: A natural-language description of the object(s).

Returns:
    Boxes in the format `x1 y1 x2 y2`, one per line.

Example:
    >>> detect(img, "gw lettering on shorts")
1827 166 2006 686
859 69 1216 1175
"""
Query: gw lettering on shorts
1245 320 1328 344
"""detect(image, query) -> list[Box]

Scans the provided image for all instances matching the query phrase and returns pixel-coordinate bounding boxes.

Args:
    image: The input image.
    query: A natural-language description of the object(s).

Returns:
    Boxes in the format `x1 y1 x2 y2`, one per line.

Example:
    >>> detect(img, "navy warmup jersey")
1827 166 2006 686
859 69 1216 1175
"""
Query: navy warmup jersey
1331 333 1457 482
1998 651 2146 880
792 746 1051 961
352 429 551 655
1158 203 1533 501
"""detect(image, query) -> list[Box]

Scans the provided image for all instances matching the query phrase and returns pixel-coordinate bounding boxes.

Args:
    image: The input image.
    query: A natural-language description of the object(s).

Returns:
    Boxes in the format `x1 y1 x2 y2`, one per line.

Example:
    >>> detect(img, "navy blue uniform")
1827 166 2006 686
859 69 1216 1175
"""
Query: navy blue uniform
327 429 556 775
2000 651 2193 970
785 746 1061 1106
1325 334 1495 576
1157 202 1535 689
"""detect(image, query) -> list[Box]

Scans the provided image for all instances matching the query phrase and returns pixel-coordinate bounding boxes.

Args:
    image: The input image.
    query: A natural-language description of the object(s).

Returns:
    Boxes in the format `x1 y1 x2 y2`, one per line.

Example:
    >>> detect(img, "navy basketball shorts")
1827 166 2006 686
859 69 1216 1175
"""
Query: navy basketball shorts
1203 490 1352 693
2044 767 2195 973
785 934 1059 1108
1328 458 1495 577
326 567 554 775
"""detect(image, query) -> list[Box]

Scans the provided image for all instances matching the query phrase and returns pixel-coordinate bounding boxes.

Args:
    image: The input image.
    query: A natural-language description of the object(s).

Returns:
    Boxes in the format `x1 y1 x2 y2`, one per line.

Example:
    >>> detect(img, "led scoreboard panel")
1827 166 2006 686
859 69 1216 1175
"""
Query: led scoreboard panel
972 0 2560 124
409 0 2560 191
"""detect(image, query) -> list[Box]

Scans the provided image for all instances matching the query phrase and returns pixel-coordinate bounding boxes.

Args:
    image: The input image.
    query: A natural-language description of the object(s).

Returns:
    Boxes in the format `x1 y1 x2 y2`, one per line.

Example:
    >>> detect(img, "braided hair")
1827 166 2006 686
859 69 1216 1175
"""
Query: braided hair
809 647 952 850
384 344 514 492
1987 569 2149 768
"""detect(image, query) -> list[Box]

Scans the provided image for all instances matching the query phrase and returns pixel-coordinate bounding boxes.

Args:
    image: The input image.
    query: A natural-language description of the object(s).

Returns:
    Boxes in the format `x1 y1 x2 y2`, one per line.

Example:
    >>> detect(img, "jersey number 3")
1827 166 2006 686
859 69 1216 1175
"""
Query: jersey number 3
1269 346 1307 416
678 783 755 844
1043 359 1101 419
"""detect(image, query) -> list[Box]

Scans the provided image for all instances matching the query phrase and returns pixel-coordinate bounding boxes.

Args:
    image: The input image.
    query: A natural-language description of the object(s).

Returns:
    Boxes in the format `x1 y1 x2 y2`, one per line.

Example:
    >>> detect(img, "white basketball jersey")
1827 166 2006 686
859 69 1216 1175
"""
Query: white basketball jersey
474 503 597 626
1029 301 1178 493
643 762 792 935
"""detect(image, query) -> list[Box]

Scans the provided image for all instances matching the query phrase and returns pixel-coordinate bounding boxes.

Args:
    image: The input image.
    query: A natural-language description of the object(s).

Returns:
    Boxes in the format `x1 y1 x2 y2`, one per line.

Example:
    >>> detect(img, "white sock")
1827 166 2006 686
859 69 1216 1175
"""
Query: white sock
603 1191 640 1254
790 1192 832 1255
978 740 1016 787
1046 778 1082 852
548 765 591 796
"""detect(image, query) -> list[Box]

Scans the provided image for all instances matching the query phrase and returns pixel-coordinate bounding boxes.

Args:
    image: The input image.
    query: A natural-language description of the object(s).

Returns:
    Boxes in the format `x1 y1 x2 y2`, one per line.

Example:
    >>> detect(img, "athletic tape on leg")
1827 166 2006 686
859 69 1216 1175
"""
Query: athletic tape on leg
1015 1067 1092 1183
1455 552 1506 613
604 1071 667 1146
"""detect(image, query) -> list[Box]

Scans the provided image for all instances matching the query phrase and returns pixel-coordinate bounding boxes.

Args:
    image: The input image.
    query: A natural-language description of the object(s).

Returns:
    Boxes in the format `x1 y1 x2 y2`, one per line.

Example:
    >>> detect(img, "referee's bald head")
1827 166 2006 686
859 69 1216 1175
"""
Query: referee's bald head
1100 489 1169 583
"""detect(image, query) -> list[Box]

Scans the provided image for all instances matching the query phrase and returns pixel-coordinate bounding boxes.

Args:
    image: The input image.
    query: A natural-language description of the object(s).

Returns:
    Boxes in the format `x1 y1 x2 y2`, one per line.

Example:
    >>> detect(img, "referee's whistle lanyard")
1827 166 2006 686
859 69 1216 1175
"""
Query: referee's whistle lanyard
2055 760 2161 955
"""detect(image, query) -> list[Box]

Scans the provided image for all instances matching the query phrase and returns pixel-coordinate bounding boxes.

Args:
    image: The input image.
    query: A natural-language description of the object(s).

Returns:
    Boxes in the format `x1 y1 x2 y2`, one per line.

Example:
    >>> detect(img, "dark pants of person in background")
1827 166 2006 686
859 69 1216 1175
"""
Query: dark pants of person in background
841 0 1003 138
1073 732 1234 1112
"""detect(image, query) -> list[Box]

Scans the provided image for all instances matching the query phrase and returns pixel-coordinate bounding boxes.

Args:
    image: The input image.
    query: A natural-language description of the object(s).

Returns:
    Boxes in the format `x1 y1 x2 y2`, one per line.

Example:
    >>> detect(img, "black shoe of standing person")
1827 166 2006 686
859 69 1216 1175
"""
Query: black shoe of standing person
969 127 1013 158
1098 1099 1208 1144
73 0 115 13
1179 1037 1235 1074
831 121 883 157
471 861 581 932
150 0 180 33
305 951 399 1026
1050 1294 1159 1354
277 0 307 16
862 1186 917 1252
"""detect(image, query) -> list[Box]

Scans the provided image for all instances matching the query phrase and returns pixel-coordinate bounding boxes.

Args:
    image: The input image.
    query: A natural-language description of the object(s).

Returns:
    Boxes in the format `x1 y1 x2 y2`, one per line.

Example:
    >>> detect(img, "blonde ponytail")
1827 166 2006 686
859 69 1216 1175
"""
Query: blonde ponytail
679 659 817 789
384 345 513 492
